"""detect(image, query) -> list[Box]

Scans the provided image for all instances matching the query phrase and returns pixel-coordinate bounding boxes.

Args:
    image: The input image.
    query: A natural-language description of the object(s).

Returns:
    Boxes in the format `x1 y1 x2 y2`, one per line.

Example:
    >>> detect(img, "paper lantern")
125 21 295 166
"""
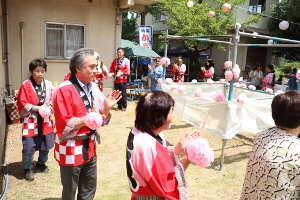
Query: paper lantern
187 1 194 7
267 39 274 44
208 11 215 17
252 32 258 38
279 21 289 30
222 3 231 12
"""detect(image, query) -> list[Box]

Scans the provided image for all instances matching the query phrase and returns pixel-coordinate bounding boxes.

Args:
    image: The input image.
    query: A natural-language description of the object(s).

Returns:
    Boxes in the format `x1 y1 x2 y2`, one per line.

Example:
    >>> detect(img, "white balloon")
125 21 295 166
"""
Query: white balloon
252 32 258 38
267 39 274 44
279 21 289 30
187 1 194 7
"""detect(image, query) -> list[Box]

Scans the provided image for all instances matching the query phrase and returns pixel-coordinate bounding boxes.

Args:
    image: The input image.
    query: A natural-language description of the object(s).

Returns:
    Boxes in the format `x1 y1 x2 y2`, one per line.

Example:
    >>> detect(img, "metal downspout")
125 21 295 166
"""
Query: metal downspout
5 0 12 96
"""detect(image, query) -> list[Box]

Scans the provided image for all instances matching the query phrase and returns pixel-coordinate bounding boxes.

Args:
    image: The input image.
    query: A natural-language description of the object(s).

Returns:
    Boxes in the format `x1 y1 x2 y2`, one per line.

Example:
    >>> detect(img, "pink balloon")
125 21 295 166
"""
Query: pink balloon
208 11 215 17
222 3 231 12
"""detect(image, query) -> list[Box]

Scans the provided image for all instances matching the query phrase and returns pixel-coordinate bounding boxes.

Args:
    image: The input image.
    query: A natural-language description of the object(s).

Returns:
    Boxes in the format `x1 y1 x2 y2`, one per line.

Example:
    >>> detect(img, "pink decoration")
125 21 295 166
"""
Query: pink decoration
225 71 233 81
296 69 300 80
265 88 273 93
239 83 247 88
159 57 170 66
170 83 178 90
165 78 173 84
84 112 103 130
248 85 256 90
157 78 163 85
186 137 214 168
224 61 232 69
219 79 226 83
208 11 215 17
39 105 51 118
237 93 247 104
279 20 289 30
222 3 231 12
275 90 284 96
206 79 214 83
215 93 225 102
194 88 202 97
233 82 240 87
178 86 186 93
232 64 240 78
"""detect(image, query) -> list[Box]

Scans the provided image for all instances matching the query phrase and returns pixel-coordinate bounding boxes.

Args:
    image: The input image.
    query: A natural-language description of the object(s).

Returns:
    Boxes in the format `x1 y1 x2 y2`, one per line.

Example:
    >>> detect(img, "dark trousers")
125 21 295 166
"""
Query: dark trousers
60 156 97 200
114 82 127 109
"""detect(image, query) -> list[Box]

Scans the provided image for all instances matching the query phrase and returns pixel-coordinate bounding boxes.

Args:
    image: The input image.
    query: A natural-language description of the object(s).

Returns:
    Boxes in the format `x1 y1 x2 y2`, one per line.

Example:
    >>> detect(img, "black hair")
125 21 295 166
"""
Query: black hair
272 90 300 129
29 59 47 72
135 91 175 133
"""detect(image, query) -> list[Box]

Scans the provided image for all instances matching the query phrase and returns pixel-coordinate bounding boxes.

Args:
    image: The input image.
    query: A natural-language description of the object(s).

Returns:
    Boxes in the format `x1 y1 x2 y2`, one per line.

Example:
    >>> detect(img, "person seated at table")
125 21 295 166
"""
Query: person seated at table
200 59 214 82
240 90 300 199
147 57 163 91
126 91 200 199
277 74 284 85
172 55 186 82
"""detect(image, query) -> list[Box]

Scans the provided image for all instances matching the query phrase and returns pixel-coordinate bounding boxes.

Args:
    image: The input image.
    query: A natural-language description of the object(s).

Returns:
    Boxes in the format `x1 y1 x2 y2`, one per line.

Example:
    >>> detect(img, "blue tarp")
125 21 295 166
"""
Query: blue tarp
159 46 210 59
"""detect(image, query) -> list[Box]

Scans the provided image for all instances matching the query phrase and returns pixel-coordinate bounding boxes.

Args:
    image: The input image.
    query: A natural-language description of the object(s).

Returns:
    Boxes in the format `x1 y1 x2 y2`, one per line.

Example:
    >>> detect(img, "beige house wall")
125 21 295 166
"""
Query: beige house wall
7 0 119 91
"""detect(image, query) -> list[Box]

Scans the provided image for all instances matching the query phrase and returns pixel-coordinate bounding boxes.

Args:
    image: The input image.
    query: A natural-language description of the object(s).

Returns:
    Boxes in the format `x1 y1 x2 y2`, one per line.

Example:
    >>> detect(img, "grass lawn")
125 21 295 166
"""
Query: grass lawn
3 99 255 200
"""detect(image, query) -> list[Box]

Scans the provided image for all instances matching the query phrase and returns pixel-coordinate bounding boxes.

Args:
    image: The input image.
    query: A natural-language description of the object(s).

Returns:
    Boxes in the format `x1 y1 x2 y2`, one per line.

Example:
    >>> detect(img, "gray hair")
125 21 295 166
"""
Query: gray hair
69 48 95 74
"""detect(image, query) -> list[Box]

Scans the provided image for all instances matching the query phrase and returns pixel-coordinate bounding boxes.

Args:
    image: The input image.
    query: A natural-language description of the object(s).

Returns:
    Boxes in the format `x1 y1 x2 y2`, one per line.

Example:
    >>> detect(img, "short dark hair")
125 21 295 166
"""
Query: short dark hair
135 91 175 133
272 90 300 129
29 58 47 72
178 55 183 59
69 48 95 75
117 47 124 52
267 64 274 71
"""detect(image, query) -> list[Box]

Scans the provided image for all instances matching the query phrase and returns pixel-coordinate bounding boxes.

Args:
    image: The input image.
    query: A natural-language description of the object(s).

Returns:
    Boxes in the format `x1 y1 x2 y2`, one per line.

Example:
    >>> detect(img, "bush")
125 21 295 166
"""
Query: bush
274 62 300 78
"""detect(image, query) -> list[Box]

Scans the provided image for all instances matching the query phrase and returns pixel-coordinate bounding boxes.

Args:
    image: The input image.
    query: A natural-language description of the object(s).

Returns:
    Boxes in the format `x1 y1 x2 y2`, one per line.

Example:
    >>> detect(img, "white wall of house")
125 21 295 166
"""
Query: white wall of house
7 0 120 92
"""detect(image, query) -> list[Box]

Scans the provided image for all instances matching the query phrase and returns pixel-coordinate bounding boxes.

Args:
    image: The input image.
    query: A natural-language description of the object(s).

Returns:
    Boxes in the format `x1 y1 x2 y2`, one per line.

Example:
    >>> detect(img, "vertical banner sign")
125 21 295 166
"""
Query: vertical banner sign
138 26 153 49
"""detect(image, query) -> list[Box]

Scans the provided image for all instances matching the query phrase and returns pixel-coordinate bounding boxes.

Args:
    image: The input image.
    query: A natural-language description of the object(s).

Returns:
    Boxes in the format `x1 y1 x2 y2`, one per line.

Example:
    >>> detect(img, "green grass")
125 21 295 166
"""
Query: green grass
4 100 255 200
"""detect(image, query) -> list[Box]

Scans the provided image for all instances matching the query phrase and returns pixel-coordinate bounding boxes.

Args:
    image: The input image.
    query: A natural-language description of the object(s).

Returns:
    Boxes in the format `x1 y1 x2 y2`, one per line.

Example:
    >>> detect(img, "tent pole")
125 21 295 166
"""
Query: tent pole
218 139 228 172
136 56 138 80
228 23 241 101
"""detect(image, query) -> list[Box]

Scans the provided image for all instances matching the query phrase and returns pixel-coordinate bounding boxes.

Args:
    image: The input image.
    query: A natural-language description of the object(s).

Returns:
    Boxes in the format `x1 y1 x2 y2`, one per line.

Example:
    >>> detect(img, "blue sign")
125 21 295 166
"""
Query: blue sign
138 58 151 65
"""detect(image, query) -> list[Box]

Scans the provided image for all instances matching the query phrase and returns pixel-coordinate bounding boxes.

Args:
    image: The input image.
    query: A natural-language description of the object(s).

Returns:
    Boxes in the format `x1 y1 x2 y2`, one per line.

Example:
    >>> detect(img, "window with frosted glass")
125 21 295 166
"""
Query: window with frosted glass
45 22 85 59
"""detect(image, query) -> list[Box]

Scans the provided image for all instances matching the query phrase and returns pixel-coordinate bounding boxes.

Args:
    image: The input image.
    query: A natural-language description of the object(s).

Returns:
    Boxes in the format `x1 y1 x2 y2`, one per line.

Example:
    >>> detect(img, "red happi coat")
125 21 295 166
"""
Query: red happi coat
109 57 130 83
17 79 54 137
53 81 107 166
126 127 188 200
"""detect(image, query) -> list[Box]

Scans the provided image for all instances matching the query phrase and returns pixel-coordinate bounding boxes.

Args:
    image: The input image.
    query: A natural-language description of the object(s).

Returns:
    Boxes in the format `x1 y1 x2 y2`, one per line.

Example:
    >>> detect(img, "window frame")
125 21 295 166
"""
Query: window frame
155 13 166 22
248 0 266 13
44 22 86 60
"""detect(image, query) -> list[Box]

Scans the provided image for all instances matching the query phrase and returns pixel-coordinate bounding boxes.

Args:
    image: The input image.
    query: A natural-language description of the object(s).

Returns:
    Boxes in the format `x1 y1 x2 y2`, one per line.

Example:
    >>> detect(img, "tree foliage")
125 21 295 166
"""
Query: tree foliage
148 0 261 66
122 12 138 41
267 0 300 61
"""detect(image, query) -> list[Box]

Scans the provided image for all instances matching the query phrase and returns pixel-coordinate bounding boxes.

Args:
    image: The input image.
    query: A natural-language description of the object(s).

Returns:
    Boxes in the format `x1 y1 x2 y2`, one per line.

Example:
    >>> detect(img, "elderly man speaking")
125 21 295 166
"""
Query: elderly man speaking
52 48 121 200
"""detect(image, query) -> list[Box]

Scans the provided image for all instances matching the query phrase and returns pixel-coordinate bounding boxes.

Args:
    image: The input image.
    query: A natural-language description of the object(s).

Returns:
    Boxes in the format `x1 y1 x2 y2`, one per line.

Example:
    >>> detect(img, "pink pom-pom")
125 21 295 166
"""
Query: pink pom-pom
157 78 163 85
165 78 173 84
178 86 186 93
39 105 51 118
215 93 225 102
225 71 233 81
170 83 178 90
186 137 214 168
107 73 113 78
84 112 103 130
194 88 202 97
206 79 214 83
233 82 240 87
296 70 300 80
159 57 170 66
232 64 240 78
237 93 247 104
275 90 284 96
265 88 273 93
208 11 215 17
224 61 232 69
239 83 247 88
248 85 256 90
